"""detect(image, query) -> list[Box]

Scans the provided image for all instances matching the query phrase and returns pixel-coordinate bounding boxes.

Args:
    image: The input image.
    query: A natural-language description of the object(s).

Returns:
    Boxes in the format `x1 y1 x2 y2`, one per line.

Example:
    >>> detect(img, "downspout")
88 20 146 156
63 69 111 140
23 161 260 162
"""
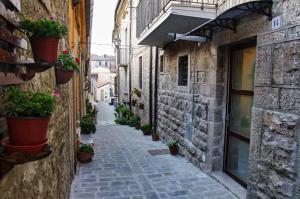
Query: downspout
153 47 159 132
128 0 133 110
192 43 197 123
149 46 153 126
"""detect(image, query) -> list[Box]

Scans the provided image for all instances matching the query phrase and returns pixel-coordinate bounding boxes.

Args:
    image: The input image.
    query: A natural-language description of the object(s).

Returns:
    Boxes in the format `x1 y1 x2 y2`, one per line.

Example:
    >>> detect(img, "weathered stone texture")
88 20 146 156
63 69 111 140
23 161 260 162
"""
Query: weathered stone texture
0 1 75 199
249 110 299 199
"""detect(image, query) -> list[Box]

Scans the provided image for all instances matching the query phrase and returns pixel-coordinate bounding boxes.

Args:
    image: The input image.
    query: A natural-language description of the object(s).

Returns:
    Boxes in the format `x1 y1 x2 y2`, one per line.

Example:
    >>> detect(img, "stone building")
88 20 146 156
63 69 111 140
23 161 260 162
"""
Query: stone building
116 0 300 198
113 0 155 124
0 0 93 198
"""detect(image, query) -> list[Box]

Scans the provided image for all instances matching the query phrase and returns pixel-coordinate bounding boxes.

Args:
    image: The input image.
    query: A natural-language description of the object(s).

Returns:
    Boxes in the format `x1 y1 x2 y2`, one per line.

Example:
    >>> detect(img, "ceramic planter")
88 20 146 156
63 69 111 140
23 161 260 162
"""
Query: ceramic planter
152 134 159 141
143 130 151 136
55 68 74 84
30 37 59 63
6 117 50 146
77 151 93 163
169 146 179 155
135 124 141 130
1 138 48 155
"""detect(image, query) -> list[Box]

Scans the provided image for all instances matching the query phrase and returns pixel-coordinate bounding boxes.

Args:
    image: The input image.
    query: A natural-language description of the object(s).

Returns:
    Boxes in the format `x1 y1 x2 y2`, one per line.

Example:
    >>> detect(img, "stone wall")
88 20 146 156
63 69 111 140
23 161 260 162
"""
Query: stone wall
0 0 80 198
157 0 300 197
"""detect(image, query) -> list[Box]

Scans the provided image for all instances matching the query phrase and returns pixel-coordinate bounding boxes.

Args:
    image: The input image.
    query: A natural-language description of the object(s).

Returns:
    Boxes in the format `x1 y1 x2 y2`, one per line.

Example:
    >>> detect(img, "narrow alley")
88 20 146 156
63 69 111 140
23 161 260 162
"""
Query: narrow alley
71 103 237 199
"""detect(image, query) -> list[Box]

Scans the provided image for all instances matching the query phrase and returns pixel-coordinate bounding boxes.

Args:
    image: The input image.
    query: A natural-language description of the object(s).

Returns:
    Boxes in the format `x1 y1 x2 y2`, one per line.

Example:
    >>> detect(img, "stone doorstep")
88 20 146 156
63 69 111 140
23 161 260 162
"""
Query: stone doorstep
211 171 247 199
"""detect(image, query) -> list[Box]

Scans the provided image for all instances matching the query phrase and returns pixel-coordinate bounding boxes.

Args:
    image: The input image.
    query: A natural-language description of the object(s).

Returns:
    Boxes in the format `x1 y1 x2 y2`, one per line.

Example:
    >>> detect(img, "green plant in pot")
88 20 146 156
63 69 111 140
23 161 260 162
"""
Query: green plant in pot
152 132 159 141
168 141 179 155
115 118 128 125
77 143 94 163
119 105 130 118
80 116 96 135
0 87 55 154
86 102 98 121
141 124 152 136
129 115 140 128
56 50 80 84
20 16 67 63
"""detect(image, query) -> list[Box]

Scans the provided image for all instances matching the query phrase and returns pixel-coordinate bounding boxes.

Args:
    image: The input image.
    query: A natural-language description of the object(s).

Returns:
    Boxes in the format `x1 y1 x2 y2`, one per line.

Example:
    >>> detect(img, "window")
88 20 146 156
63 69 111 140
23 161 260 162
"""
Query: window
178 55 188 86
160 55 164 73
139 56 143 89
105 62 108 67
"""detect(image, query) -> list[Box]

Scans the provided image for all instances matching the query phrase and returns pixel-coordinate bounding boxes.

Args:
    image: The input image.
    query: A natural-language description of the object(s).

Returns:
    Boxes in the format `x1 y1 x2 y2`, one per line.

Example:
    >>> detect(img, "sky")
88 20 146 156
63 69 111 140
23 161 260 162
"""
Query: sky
91 0 118 56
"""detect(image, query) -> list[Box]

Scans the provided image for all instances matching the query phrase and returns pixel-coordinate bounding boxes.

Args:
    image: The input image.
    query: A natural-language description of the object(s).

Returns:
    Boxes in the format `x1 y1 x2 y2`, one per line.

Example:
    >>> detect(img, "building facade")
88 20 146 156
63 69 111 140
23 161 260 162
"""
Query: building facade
90 54 116 102
115 0 300 198
0 0 93 198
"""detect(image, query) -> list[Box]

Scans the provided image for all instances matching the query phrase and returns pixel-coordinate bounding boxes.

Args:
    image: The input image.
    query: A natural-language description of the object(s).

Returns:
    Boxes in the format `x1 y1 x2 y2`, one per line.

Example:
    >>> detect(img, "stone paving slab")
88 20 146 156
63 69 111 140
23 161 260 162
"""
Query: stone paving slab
70 103 238 199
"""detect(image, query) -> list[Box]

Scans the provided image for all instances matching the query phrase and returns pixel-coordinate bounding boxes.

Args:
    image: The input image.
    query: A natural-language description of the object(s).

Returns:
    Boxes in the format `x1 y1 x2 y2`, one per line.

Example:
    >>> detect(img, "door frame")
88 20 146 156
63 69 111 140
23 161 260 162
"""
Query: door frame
223 39 257 188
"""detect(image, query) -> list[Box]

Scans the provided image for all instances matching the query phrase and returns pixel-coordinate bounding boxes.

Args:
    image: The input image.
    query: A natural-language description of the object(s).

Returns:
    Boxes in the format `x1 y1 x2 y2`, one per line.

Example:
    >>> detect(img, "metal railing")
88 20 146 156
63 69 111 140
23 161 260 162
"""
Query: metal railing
136 0 217 37
116 48 129 66
216 0 256 14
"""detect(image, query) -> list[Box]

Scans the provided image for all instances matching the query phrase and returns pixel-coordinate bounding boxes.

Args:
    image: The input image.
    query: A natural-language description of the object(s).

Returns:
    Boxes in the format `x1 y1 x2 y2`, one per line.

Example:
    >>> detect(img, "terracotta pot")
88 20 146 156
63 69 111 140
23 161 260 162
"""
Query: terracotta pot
77 151 93 163
152 134 159 141
55 68 74 84
135 124 140 130
30 37 59 63
169 146 179 155
143 130 151 136
2 138 48 155
6 117 50 146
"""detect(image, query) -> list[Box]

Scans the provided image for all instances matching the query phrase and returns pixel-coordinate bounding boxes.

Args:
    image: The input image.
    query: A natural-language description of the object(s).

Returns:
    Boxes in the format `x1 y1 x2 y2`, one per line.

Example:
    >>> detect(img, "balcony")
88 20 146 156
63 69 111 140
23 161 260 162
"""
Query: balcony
116 48 129 67
136 0 217 47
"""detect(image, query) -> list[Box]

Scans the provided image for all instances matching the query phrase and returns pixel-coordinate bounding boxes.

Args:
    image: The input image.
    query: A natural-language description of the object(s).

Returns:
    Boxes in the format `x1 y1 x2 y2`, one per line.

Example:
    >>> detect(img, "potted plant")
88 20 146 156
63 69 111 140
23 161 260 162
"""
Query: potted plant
0 87 55 154
133 88 142 97
119 105 130 118
55 50 80 84
168 141 179 155
80 116 96 144
77 143 94 163
135 122 141 130
129 115 140 128
20 17 67 63
152 132 159 141
86 102 98 121
115 118 128 125
141 124 152 136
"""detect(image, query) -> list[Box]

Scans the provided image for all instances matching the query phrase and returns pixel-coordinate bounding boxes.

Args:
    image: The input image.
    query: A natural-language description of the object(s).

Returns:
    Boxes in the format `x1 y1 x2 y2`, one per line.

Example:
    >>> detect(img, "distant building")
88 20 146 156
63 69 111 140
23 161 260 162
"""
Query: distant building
90 54 116 103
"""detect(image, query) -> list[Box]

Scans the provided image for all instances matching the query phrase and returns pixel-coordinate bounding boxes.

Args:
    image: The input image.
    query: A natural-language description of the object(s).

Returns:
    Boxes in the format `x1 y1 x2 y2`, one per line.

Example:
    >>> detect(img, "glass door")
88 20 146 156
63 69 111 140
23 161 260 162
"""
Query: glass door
225 44 256 187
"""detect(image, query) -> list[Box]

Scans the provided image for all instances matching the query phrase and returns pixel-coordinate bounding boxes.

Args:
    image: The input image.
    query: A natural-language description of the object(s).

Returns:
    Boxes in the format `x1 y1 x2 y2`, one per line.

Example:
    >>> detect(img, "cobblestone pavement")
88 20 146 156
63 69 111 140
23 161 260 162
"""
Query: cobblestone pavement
70 103 238 199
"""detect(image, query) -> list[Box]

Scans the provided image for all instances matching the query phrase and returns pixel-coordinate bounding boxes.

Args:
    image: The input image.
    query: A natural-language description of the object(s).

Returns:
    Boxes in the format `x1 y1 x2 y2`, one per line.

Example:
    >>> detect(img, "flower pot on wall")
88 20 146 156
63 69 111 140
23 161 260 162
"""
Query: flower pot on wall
30 37 59 62
6 117 50 146
55 68 74 84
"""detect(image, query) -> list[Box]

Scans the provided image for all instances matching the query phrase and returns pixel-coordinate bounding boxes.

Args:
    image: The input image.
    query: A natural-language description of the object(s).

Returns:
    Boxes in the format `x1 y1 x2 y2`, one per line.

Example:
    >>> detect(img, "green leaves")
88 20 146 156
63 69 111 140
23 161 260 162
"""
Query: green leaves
0 87 56 117
58 53 80 72
80 116 96 134
78 144 94 154
20 17 67 38
141 124 152 131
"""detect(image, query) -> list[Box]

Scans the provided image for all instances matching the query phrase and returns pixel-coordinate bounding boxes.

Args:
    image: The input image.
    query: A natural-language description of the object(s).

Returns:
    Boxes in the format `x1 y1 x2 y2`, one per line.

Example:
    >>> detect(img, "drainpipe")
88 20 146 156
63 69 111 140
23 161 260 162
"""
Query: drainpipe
128 0 133 110
149 46 153 126
153 47 159 132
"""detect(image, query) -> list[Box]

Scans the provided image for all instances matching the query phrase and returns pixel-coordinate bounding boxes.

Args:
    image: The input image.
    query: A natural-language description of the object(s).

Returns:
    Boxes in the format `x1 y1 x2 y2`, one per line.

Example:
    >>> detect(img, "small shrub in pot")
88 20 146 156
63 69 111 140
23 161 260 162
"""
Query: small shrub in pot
77 143 94 163
0 87 56 148
20 17 67 62
152 132 159 141
80 116 96 134
141 124 152 136
167 141 179 155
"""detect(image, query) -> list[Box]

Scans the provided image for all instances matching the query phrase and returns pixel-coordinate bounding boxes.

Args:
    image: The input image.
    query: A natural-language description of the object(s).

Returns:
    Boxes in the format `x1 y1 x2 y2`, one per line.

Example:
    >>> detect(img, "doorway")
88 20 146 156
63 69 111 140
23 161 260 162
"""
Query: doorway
224 42 256 187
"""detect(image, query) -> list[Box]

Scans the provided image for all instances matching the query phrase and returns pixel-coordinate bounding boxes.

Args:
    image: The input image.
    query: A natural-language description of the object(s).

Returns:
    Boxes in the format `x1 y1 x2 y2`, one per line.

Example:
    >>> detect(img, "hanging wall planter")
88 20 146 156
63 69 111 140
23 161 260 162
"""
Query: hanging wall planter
30 37 59 62
20 17 67 63
139 103 144 110
55 50 79 84
0 87 56 155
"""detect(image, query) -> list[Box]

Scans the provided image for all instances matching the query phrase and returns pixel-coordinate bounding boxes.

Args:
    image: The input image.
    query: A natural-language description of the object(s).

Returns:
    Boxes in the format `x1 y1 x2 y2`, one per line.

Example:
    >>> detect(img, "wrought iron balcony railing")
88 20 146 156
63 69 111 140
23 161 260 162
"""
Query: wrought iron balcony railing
136 0 217 37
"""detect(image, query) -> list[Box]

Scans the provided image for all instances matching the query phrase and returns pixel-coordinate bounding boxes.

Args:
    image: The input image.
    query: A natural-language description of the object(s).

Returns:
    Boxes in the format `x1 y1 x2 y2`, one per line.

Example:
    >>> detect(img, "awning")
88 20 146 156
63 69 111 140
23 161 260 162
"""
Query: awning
178 0 273 40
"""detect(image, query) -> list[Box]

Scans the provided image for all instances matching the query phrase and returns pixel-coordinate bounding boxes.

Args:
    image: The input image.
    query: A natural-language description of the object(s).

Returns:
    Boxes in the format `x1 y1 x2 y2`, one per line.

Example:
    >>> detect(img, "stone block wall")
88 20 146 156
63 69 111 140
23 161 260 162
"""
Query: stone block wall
0 1 81 198
157 0 300 198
